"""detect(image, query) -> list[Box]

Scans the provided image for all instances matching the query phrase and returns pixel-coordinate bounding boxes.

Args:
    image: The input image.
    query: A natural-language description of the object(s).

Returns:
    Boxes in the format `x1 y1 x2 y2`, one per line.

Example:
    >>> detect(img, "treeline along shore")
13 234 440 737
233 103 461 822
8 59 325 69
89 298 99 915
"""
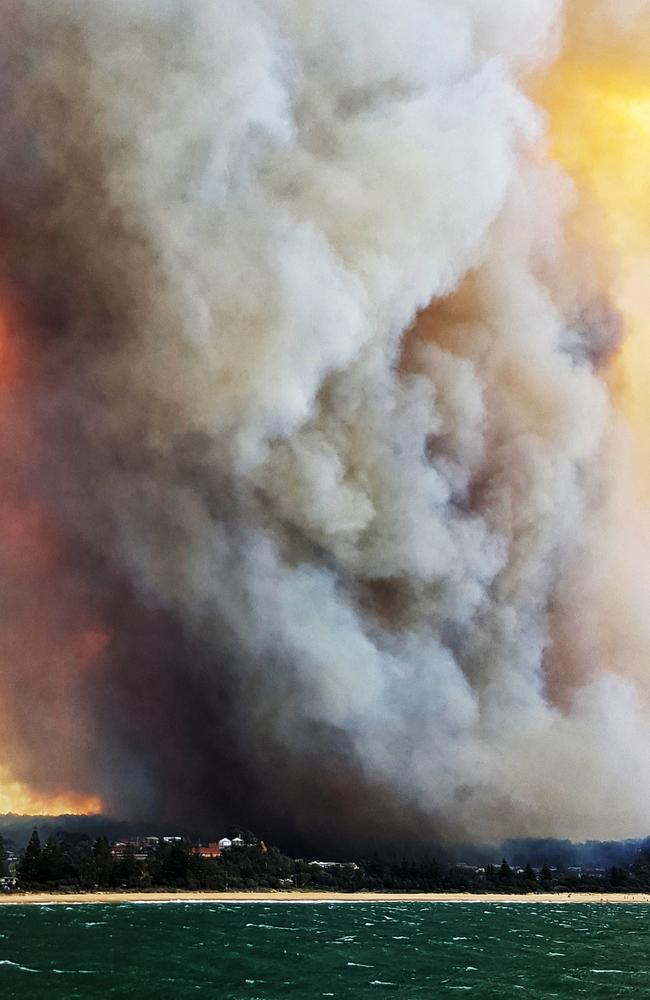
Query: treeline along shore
3 827 650 896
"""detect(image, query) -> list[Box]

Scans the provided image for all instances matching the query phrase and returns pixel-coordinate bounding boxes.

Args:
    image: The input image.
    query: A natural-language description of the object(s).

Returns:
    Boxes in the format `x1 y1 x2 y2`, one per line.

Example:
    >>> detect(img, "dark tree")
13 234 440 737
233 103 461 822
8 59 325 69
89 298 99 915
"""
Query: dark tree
39 836 66 884
609 865 628 888
498 858 513 885
540 863 552 887
523 863 537 884
113 844 142 888
18 829 42 886
93 837 113 887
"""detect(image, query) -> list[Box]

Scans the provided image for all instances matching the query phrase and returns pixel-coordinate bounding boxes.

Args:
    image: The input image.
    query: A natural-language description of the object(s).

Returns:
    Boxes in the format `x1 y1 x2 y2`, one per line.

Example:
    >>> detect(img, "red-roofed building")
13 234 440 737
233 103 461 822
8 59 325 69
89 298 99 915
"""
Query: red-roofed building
192 843 221 859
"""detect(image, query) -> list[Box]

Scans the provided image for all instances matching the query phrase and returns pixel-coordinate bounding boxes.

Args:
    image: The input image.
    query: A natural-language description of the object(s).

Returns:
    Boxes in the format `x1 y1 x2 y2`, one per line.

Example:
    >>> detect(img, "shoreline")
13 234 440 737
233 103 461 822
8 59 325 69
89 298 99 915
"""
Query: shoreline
0 890 649 906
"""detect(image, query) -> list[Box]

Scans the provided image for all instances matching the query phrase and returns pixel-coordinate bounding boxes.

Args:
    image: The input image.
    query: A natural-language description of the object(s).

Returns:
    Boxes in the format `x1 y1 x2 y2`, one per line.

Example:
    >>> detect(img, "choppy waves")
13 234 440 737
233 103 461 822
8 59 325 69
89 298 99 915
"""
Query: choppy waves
0 901 648 996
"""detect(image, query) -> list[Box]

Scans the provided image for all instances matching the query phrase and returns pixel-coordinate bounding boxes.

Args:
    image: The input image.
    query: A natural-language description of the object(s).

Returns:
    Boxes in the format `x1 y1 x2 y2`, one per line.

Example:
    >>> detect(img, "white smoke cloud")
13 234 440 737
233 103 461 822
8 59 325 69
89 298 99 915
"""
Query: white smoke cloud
0 0 649 843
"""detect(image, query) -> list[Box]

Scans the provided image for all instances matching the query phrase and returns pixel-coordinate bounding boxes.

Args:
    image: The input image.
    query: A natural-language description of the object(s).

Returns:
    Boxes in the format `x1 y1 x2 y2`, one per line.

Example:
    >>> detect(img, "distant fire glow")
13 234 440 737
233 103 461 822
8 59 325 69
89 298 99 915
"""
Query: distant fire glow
543 58 650 473
0 767 101 816
0 297 109 817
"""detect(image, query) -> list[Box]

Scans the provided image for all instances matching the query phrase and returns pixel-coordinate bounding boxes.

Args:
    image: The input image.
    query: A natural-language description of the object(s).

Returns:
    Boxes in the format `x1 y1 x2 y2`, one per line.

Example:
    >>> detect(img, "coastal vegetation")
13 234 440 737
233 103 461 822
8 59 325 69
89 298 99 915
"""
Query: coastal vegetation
5 829 650 895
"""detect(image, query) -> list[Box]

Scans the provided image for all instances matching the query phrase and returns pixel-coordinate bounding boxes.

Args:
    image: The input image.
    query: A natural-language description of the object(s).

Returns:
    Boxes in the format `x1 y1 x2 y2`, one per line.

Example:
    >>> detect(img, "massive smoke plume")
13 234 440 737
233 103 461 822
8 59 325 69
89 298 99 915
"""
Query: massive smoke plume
0 0 650 850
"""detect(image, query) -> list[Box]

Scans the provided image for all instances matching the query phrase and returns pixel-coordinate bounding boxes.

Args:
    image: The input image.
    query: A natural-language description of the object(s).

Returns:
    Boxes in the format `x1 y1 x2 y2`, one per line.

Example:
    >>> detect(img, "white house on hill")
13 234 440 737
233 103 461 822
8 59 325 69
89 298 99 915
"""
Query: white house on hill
218 836 245 850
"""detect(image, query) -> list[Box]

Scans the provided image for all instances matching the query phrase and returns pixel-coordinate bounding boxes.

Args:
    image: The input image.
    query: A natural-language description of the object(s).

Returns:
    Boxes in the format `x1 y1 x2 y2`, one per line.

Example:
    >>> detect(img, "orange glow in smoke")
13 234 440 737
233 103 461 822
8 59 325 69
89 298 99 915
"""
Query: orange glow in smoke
1 499 62 574
0 298 106 817
0 314 10 381
77 627 110 661
542 59 650 472
0 769 102 816
0 309 19 391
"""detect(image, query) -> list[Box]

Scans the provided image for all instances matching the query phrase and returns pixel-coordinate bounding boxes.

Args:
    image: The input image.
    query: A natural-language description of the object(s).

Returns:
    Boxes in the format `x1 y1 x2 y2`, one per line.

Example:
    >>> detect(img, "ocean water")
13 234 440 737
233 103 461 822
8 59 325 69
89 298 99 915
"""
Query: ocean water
0 901 648 998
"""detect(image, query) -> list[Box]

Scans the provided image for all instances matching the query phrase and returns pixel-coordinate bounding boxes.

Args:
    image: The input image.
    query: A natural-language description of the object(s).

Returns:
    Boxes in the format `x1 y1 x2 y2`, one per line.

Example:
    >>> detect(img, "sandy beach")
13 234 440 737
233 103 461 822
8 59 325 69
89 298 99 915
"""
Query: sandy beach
0 890 648 906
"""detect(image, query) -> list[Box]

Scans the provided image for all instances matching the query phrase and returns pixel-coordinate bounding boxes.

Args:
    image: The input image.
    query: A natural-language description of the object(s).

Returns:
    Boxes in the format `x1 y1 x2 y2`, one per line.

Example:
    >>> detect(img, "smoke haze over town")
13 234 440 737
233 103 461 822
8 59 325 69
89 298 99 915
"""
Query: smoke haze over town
1 0 650 853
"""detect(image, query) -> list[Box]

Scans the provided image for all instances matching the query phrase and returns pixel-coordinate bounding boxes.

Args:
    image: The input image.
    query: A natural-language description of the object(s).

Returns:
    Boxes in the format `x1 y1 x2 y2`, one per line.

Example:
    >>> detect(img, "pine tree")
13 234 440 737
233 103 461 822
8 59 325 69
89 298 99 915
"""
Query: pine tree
540 863 552 886
166 842 191 886
523 863 537 884
18 829 42 886
610 865 628 888
114 844 142 888
93 836 113 887
498 858 513 884
40 836 65 884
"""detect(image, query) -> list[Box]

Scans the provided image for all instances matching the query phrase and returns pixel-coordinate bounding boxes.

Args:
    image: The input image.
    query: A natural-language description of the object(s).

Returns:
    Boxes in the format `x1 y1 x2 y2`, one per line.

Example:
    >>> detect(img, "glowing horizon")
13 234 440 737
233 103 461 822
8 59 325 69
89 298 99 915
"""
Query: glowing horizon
0 770 102 817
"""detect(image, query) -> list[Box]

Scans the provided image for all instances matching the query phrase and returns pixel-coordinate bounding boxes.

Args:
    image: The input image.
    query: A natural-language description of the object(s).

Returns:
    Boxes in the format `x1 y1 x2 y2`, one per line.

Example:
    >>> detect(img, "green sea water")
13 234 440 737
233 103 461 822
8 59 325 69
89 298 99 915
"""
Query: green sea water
0 900 648 998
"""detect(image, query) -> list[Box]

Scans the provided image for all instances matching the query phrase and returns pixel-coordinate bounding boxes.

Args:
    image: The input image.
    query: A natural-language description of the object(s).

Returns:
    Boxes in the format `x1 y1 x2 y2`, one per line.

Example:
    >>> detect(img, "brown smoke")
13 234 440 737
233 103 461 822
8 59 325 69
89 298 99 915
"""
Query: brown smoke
0 0 649 848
